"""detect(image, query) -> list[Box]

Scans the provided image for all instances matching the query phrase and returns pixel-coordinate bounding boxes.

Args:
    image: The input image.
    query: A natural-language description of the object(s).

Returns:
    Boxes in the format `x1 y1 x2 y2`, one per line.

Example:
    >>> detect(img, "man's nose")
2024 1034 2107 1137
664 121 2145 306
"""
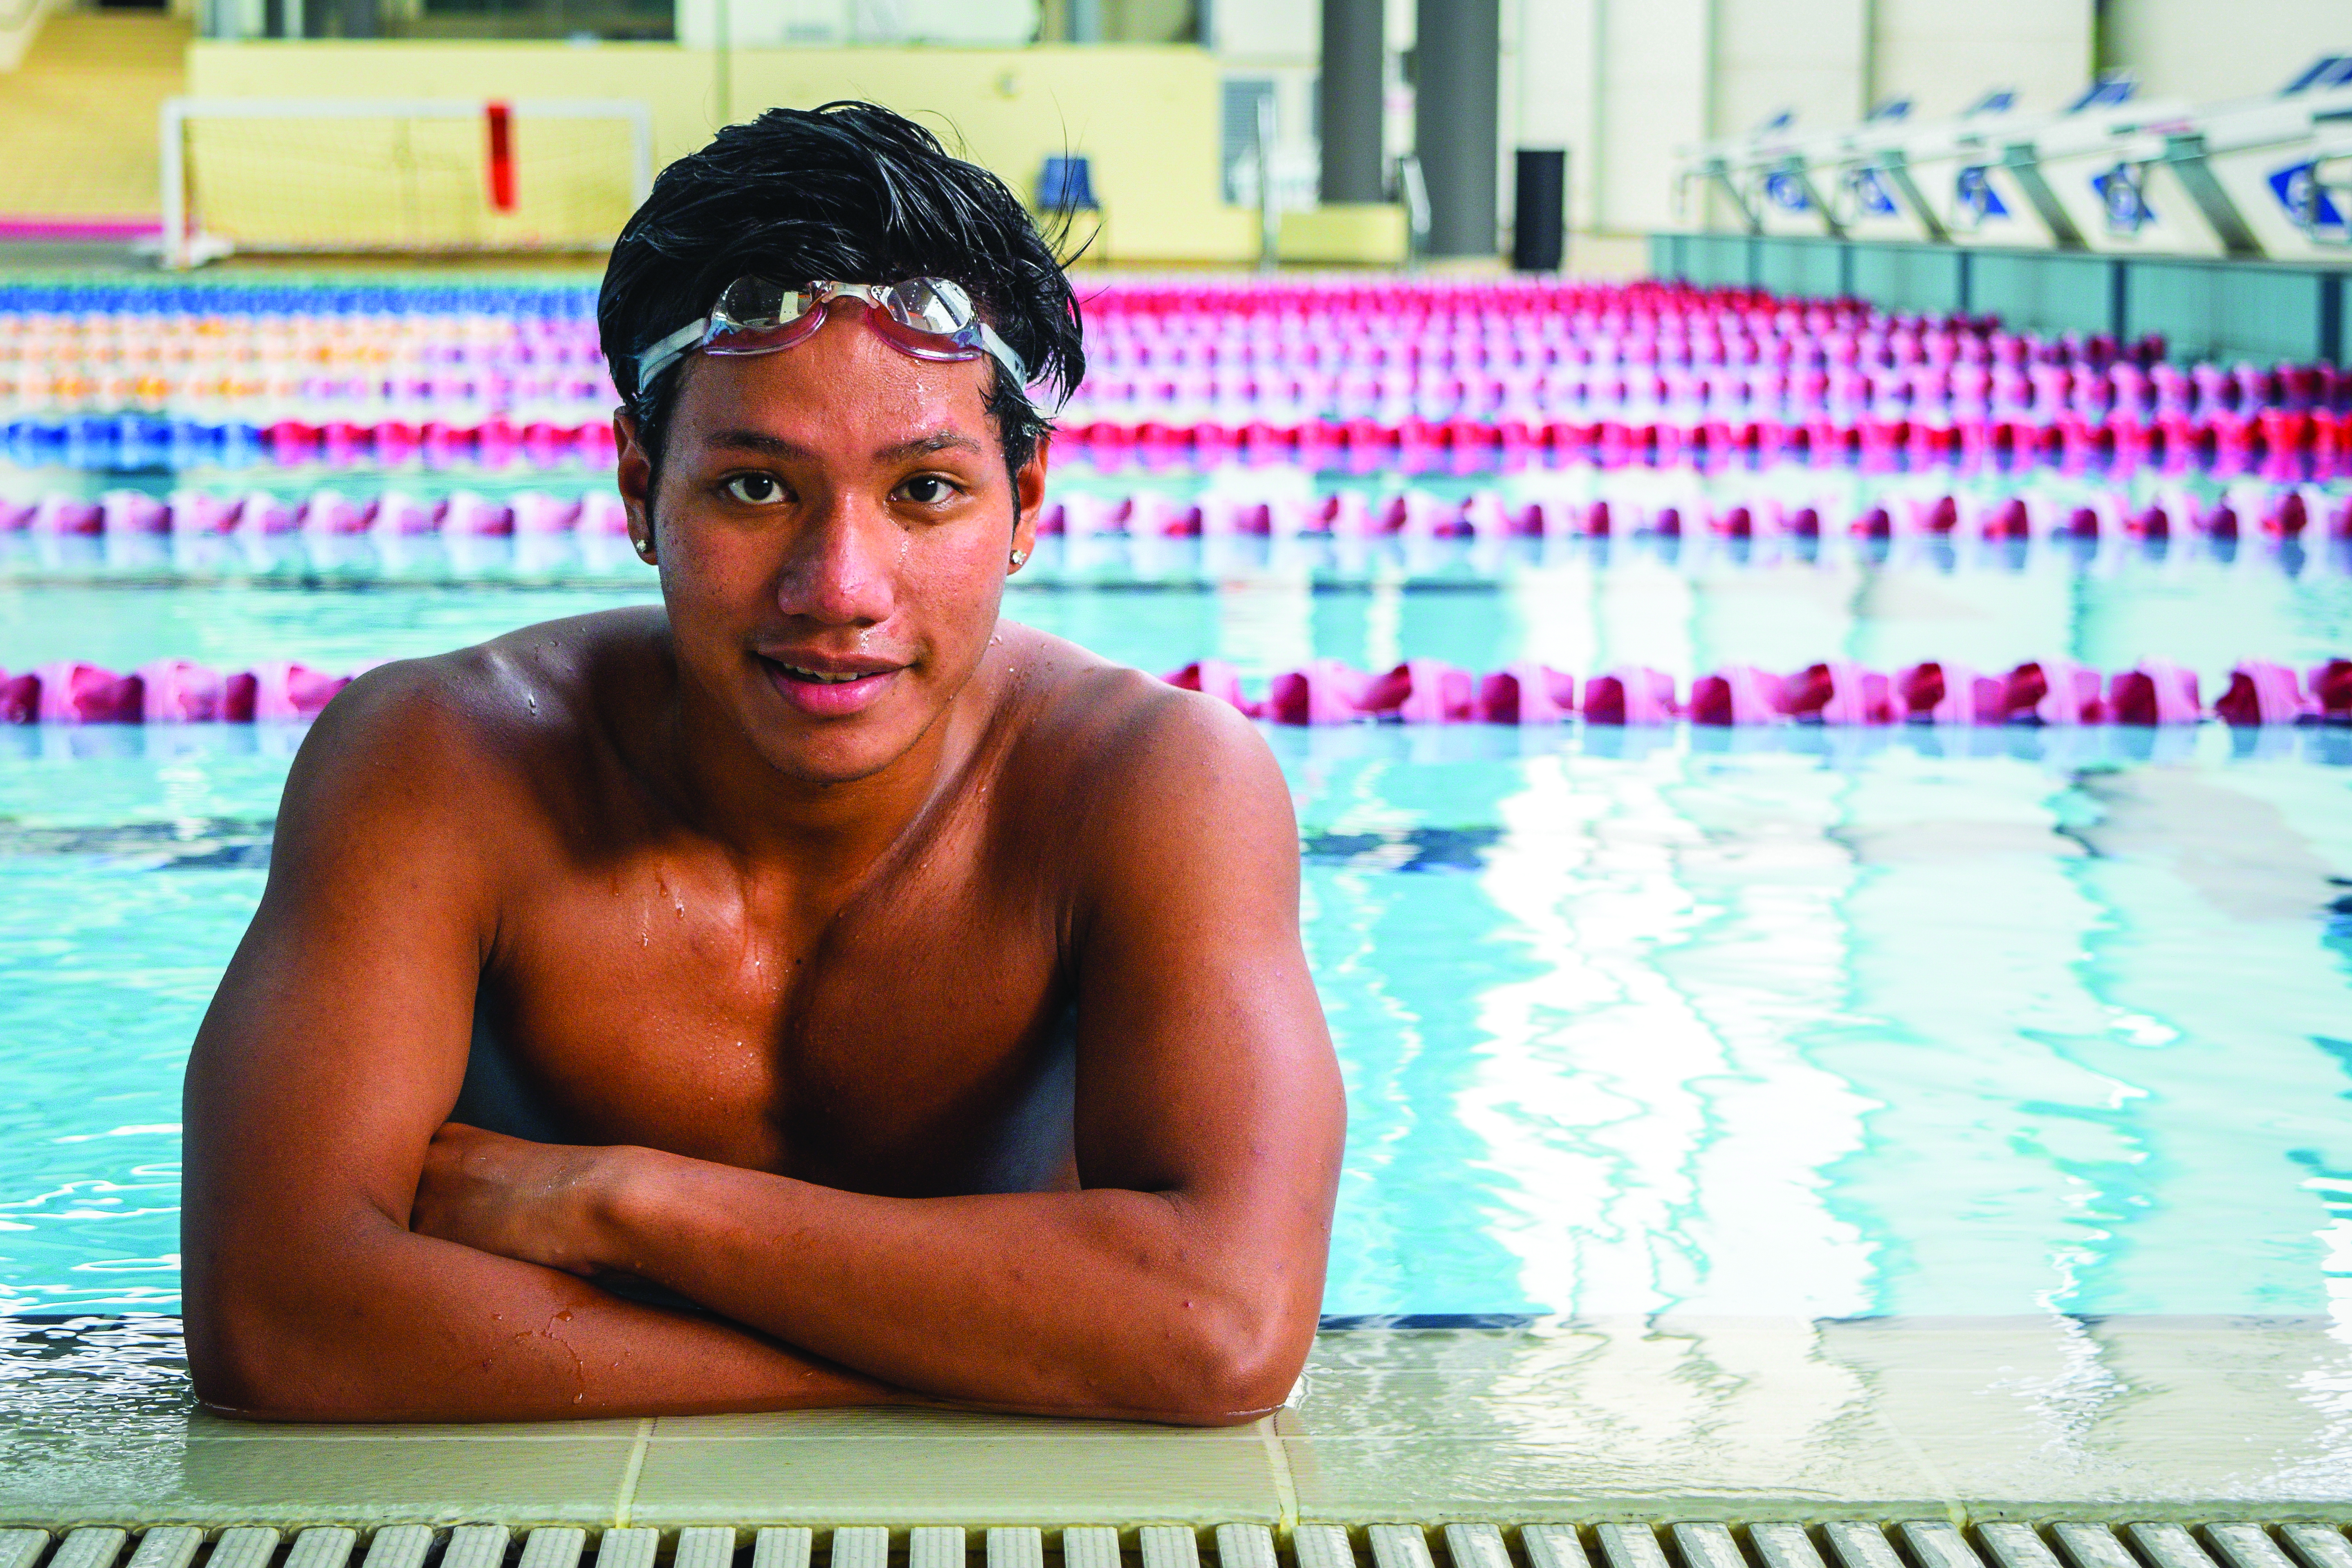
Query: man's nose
777 494 898 627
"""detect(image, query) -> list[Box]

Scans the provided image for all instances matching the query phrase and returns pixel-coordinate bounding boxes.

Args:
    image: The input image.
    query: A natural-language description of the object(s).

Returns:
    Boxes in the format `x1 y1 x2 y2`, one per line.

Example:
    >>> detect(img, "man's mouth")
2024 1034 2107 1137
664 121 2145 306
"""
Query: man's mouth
755 652 905 717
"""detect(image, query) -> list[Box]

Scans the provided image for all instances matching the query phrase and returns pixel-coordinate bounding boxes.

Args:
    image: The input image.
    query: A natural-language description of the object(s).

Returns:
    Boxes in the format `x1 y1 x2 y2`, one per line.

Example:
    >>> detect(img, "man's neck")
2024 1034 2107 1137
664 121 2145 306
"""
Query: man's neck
653 649 997 890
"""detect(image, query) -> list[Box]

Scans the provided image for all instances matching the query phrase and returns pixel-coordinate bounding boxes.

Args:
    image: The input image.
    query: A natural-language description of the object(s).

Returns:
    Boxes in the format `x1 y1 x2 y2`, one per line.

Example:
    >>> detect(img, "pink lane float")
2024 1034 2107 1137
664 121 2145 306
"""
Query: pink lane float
0 660 362 724
0 489 633 539
6 655 2344 727
15 484 2341 544
1041 488 2352 542
1167 657 2352 727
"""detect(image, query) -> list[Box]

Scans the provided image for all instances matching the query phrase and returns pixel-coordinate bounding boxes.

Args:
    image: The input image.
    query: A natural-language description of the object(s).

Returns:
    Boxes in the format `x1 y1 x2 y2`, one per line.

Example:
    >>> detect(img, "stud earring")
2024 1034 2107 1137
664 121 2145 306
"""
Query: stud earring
1009 549 1028 568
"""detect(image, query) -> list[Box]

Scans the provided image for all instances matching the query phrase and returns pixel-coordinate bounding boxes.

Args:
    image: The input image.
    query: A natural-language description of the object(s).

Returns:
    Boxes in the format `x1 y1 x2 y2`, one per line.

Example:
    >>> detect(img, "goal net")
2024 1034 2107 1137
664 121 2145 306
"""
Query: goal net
161 97 655 268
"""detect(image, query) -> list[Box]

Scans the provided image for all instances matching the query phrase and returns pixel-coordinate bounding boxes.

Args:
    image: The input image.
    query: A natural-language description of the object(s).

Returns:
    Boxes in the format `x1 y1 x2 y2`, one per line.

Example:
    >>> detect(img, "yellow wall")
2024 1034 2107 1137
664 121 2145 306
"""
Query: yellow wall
184 40 1259 262
0 15 187 219
725 46 1256 263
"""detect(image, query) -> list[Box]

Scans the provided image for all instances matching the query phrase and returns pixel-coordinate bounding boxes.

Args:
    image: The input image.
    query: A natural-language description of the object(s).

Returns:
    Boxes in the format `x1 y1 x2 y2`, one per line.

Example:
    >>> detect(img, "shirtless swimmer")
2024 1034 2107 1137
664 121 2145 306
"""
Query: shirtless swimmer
179 103 1345 1425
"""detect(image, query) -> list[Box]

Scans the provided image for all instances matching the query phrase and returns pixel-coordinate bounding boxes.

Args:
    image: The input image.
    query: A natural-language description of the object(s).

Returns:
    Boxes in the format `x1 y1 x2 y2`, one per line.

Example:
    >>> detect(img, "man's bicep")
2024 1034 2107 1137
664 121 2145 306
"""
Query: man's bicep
184 669 498 1242
1067 692 1342 1210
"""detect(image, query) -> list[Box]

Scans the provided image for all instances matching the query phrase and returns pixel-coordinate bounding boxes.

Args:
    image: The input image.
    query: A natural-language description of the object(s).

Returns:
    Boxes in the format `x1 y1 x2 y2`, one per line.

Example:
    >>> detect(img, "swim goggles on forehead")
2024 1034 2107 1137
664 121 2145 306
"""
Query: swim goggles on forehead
633 276 1028 397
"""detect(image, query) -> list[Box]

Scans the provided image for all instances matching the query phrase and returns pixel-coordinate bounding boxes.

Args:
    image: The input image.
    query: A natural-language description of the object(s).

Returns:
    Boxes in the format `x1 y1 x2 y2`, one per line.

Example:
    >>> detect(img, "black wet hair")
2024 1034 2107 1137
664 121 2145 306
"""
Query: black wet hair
598 101 1085 503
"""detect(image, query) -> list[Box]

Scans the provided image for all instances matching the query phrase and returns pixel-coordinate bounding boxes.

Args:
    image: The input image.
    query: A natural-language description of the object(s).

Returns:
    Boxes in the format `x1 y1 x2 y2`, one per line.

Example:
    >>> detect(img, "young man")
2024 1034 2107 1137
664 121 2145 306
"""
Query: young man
180 104 1344 1426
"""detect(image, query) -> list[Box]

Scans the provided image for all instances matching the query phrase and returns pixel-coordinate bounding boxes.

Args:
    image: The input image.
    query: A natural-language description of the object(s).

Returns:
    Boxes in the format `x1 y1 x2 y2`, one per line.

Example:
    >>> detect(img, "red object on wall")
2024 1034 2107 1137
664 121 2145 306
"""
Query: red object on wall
486 101 517 213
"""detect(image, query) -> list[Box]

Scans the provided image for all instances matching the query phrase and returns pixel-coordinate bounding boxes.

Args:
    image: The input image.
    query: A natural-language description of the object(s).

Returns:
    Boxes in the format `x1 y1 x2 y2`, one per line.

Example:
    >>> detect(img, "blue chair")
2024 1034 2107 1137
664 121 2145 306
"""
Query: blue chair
1038 155 1099 212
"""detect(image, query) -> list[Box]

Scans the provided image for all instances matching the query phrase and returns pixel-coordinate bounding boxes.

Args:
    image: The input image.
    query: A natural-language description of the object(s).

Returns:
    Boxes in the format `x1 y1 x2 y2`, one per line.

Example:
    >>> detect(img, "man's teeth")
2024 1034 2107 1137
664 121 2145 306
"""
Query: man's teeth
782 665 866 684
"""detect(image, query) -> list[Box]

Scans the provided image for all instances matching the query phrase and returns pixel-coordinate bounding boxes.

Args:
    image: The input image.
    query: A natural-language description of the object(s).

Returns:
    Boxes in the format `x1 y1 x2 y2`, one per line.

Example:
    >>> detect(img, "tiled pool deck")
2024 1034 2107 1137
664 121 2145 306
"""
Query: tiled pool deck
4 1316 2349 1528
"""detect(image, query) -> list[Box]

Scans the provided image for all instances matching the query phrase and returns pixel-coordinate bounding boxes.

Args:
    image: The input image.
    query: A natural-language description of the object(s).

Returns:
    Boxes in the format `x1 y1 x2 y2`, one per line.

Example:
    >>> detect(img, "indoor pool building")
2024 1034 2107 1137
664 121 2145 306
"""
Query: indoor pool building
0 0 2347 1565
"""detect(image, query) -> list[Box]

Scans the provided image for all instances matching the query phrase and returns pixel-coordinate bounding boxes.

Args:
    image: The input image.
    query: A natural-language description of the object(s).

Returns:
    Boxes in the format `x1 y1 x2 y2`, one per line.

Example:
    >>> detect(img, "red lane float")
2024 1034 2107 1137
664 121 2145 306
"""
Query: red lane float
2107 661 2203 724
1581 667 1680 724
1359 659 1477 724
1690 665 1784 725
1477 663 1577 724
2214 660 2327 725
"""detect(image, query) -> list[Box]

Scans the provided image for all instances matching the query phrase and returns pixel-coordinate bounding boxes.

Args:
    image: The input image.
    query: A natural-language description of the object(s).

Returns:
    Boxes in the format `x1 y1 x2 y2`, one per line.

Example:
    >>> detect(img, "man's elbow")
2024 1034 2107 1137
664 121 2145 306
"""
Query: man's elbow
190 1362 344 1423
1141 1303 1309 1427
185 1283 382 1422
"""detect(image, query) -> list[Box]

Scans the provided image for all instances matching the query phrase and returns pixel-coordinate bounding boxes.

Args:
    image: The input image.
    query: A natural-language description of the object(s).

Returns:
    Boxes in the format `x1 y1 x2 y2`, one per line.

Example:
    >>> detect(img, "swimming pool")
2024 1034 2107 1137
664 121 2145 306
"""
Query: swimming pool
4 270 2350 1360
2 560 2347 1325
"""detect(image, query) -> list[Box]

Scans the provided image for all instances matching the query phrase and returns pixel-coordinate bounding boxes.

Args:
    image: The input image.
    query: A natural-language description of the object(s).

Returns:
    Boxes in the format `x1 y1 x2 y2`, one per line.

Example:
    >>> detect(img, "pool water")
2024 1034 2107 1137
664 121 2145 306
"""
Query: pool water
4 533 2350 694
1 565 2348 1323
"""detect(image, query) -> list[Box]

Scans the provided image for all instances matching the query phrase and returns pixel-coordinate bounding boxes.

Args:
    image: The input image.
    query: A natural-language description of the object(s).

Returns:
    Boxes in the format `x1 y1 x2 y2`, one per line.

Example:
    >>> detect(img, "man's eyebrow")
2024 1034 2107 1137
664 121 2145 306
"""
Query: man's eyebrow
697 429 985 464
703 430 817 460
874 430 985 463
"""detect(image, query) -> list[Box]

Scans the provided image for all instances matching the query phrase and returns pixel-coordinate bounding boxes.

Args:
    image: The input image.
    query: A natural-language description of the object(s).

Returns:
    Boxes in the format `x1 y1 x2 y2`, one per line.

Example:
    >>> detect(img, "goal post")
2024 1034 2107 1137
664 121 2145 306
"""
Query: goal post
160 97 656 269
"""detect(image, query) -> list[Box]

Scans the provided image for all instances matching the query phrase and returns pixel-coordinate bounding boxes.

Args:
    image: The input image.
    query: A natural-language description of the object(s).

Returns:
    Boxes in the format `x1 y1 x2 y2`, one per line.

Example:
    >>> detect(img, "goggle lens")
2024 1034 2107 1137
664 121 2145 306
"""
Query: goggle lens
877 277 975 337
698 277 985 358
711 278 822 334
636 276 1025 395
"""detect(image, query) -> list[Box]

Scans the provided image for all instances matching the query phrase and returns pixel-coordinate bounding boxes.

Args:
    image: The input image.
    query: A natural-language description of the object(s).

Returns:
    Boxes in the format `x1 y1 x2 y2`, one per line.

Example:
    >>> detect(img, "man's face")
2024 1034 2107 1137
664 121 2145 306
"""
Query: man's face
617 303 1045 787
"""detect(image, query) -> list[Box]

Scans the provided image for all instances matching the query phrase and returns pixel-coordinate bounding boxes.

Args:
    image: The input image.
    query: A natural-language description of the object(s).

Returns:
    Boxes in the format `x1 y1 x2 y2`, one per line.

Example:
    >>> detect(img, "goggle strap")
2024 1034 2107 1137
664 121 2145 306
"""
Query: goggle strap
633 316 713 395
977 323 1030 388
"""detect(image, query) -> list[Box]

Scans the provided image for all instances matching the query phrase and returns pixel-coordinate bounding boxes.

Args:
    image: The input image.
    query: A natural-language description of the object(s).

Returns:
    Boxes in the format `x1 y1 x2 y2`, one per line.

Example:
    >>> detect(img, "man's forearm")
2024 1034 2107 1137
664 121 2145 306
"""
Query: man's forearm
588 1149 1307 1424
191 1215 907 1422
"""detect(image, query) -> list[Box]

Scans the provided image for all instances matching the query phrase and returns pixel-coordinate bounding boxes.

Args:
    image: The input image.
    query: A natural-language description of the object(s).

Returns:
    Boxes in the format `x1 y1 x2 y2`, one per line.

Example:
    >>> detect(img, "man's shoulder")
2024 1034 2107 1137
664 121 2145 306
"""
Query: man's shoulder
995 625 1289 846
1002 624 1267 770
297 605 664 813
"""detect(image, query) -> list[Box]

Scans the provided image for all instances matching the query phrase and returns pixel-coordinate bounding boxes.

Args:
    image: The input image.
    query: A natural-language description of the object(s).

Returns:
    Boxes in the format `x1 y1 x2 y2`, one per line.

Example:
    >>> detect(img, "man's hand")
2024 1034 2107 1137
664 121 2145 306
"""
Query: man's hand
412 1122 615 1278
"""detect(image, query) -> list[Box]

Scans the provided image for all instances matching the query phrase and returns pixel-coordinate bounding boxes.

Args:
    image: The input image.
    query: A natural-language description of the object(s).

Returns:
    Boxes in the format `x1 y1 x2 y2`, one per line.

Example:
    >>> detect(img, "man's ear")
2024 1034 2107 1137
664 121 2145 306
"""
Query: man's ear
615 409 657 565
1008 431 1050 572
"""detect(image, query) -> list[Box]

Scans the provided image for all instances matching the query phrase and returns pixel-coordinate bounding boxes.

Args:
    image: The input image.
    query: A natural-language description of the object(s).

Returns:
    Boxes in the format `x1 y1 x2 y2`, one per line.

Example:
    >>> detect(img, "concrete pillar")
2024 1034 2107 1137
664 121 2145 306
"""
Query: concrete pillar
1416 0 1500 255
1320 0 1386 203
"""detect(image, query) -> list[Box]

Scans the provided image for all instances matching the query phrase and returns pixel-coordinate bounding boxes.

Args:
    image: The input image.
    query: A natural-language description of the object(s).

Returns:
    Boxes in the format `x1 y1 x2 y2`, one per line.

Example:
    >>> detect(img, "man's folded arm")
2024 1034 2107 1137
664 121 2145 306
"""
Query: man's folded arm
181 663 902 1422
495 683 1346 1425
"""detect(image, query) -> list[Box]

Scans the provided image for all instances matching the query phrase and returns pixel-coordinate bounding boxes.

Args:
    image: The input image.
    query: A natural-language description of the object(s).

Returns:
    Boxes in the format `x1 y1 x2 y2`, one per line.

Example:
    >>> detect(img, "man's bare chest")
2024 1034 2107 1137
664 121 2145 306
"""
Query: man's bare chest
478 842 1072 1192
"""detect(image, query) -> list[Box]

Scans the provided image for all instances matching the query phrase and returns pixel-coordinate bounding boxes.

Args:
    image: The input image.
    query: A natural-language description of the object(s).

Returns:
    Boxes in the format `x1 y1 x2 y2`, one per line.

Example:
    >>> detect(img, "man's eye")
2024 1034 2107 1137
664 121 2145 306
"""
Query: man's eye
722 474 786 505
898 475 959 505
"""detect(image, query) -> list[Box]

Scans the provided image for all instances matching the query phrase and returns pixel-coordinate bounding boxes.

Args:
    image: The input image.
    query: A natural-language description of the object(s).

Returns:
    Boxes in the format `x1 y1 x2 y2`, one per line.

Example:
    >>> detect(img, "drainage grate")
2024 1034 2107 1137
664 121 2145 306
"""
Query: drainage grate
0 1523 2346 1568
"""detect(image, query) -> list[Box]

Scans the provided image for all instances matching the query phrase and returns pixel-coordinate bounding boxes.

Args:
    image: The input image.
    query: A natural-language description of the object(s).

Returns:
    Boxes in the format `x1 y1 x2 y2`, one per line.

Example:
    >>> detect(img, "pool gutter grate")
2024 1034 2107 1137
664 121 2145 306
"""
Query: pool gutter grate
0 1523 2346 1568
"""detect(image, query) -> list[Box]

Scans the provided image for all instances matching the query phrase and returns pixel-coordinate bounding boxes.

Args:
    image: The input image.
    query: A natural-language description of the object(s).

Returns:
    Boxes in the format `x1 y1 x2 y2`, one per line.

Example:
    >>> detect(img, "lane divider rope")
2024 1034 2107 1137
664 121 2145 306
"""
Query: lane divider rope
4 412 2345 480
6 485 2349 543
5 656 2345 727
